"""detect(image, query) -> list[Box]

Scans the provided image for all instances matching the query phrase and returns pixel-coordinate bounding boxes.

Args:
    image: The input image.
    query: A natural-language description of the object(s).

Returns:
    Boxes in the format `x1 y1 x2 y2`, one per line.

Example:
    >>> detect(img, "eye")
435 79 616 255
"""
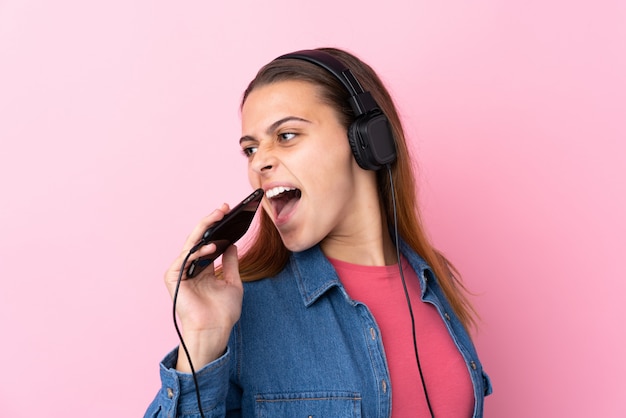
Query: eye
279 132 296 141
241 146 257 157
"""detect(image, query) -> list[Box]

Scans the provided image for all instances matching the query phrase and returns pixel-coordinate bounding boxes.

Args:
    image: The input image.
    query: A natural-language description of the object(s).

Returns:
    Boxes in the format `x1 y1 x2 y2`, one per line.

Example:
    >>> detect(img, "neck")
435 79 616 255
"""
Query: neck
320 163 398 266
320 214 398 266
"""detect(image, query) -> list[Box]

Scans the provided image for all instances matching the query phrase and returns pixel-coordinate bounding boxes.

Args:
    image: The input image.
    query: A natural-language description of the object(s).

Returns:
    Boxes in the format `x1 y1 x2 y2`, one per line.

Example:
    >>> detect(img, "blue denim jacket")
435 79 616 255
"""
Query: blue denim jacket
145 241 492 417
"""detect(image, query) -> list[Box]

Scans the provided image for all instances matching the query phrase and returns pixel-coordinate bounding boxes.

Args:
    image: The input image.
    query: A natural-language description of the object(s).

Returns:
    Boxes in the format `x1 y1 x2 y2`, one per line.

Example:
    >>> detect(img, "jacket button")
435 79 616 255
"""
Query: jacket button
370 327 376 340
444 312 451 321
167 388 174 399
471 361 477 370
382 380 388 393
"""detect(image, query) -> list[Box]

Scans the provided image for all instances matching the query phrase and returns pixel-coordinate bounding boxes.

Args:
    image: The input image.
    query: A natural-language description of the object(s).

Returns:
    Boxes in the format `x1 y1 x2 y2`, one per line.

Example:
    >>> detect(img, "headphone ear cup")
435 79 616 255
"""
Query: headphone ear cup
348 114 397 171
348 119 379 171
348 123 371 170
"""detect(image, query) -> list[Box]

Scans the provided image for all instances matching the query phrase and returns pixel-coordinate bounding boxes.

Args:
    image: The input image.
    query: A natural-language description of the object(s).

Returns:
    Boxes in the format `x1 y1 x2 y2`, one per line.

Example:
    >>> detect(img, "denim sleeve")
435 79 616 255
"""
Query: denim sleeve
144 346 231 418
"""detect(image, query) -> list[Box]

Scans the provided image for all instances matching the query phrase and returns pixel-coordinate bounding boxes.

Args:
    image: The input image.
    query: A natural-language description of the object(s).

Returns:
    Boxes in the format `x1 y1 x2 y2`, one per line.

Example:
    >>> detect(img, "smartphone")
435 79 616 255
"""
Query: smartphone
186 188 264 278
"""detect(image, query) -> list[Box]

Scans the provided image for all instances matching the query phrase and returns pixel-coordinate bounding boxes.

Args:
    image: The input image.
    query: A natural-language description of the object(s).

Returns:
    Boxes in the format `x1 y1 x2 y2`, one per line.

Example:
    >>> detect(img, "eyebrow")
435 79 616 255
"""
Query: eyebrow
239 116 311 144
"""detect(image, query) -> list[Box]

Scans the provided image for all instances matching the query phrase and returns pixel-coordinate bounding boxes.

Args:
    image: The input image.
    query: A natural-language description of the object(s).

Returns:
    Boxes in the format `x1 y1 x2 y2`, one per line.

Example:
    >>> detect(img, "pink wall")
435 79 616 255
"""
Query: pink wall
1 1 624 416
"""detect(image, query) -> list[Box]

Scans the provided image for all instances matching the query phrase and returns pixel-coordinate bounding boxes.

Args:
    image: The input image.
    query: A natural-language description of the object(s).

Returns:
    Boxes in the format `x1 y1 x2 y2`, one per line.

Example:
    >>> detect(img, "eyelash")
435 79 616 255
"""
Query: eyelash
241 132 298 158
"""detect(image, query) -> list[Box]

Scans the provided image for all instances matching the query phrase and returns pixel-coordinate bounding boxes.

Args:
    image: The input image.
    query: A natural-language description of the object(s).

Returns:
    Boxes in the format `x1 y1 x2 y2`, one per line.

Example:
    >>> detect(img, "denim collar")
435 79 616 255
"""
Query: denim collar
289 240 433 307
290 245 342 307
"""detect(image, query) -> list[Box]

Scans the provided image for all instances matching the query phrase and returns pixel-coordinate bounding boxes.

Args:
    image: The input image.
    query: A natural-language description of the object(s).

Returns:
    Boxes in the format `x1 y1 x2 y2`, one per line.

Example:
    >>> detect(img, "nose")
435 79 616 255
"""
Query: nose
250 144 277 175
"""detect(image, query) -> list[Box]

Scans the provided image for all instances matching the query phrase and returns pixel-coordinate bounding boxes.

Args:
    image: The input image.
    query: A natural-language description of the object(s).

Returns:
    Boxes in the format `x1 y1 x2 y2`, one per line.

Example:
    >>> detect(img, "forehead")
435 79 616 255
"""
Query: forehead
241 81 325 121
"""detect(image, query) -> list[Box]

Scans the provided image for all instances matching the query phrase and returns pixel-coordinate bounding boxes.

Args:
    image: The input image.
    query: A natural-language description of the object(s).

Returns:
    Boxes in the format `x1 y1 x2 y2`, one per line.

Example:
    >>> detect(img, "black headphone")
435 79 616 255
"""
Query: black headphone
275 49 397 171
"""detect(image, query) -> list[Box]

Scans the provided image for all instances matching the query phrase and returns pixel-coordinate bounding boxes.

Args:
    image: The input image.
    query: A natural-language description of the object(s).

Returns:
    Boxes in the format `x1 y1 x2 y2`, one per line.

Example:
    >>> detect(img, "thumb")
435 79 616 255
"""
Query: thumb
221 245 241 284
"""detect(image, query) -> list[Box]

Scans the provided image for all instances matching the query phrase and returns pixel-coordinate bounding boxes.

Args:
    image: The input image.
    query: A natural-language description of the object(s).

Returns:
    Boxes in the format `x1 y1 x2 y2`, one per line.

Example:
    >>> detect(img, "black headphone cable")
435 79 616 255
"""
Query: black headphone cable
173 248 207 418
386 163 435 418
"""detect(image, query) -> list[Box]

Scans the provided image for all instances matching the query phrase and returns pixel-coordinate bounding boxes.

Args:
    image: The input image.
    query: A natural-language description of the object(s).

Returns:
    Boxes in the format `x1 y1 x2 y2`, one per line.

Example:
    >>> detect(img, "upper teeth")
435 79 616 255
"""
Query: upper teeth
266 186 297 199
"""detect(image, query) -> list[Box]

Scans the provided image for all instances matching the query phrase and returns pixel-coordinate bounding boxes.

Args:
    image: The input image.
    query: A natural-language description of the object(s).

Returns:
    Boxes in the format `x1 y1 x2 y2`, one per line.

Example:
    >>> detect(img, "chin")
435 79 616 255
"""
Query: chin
282 241 314 254
280 233 320 254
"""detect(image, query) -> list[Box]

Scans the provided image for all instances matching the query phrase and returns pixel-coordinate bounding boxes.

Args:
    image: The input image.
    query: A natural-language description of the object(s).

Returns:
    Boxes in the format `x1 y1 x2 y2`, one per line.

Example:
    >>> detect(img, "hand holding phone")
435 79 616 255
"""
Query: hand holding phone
186 188 264 278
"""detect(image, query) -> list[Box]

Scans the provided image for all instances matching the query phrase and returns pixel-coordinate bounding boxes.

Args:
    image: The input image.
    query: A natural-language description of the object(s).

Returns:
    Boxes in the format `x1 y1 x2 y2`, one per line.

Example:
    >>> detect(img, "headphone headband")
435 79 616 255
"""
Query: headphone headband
276 50 380 116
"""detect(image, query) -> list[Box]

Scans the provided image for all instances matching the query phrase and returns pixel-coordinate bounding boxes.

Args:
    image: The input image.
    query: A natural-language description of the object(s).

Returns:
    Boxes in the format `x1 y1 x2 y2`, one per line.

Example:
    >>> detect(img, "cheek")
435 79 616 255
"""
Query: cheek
319 141 355 176
247 164 258 187
305 135 353 168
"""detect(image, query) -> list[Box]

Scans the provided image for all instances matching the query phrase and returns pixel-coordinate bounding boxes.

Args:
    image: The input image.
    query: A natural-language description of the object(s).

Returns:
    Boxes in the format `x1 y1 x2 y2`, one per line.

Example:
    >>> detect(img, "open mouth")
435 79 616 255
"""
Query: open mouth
266 186 302 219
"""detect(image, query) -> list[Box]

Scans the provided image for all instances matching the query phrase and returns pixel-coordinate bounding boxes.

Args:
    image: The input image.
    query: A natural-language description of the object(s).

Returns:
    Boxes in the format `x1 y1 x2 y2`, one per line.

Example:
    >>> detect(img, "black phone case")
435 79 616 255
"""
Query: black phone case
186 188 263 278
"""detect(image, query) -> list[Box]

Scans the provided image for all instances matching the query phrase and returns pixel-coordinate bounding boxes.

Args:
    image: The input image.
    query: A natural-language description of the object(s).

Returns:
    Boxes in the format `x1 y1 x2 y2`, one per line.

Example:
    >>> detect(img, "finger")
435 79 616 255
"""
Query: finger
220 245 240 284
165 243 217 285
183 244 220 281
190 242 218 259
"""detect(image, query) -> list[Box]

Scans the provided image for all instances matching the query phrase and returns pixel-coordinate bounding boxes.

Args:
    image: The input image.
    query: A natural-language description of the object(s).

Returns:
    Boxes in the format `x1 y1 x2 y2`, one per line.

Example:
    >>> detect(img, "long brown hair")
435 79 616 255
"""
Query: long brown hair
235 47 477 331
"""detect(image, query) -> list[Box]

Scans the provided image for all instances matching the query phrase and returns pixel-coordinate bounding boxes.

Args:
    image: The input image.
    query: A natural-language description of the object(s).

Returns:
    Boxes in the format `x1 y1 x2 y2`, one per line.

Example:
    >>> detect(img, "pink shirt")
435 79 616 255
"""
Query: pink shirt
330 256 474 417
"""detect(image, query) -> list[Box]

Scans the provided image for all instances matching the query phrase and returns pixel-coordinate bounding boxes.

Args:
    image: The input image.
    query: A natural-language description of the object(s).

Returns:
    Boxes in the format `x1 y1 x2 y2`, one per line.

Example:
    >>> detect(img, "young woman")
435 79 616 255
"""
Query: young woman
145 47 491 418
